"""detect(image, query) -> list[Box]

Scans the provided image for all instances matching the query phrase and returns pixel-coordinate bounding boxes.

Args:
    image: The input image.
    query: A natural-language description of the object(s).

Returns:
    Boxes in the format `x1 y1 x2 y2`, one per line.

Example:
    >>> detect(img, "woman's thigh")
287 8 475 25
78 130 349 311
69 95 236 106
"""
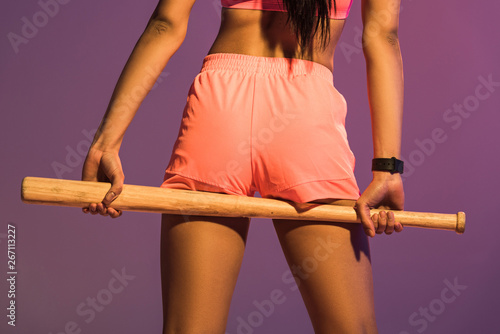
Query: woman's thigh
272 212 378 334
161 213 250 334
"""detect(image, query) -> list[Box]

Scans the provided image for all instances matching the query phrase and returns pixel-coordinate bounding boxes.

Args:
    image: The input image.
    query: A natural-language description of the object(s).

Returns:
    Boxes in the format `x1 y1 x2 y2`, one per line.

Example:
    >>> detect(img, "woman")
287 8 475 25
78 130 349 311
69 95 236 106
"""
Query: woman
82 0 405 332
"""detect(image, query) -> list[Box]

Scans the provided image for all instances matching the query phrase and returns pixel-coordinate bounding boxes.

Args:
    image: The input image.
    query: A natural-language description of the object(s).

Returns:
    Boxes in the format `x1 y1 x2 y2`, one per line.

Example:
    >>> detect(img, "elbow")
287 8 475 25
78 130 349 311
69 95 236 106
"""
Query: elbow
384 30 399 47
362 29 400 59
148 18 174 35
144 16 187 40
362 27 399 47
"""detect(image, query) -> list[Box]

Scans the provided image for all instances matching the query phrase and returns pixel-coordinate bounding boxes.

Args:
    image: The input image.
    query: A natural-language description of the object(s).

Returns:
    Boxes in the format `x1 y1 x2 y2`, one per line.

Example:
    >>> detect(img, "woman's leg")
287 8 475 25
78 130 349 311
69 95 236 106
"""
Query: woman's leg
272 200 377 334
161 213 250 334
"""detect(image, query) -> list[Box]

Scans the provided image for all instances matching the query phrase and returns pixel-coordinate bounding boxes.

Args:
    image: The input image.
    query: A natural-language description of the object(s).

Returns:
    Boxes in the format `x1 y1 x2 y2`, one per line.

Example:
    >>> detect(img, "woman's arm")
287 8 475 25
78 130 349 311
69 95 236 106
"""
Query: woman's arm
91 0 197 152
355 0 405 236
362 0 403 159
81 0 197 217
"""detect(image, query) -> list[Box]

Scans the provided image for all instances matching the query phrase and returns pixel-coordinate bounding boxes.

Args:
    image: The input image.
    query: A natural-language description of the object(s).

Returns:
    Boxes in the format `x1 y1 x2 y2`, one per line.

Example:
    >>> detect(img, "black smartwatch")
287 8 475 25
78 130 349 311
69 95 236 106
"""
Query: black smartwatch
372 157 404 174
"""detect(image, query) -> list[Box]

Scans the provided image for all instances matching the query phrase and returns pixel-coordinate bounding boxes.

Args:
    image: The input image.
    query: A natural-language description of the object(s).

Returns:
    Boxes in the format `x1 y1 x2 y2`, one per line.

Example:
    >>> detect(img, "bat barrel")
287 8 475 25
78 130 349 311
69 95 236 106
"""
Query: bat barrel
456 211 466 234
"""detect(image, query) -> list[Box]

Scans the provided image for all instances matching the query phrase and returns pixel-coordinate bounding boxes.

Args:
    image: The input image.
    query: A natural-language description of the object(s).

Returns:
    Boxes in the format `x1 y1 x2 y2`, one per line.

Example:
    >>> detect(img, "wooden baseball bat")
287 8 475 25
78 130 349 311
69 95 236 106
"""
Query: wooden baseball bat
20 176 465 234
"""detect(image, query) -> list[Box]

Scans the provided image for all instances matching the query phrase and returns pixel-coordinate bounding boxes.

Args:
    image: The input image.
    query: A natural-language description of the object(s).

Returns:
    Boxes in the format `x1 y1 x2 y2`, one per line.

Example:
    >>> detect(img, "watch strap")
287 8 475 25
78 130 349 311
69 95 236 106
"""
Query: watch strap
372 157 404 174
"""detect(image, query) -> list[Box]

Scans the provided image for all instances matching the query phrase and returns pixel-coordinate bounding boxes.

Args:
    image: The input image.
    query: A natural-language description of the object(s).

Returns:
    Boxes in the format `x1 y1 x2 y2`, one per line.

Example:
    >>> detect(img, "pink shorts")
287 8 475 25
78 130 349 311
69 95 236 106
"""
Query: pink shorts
160 53 361 203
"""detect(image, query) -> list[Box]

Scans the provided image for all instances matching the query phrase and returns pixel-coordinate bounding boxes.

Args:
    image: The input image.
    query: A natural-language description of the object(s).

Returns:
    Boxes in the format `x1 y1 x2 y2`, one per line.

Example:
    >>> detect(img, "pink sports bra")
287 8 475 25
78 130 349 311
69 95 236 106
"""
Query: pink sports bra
221 0 353 20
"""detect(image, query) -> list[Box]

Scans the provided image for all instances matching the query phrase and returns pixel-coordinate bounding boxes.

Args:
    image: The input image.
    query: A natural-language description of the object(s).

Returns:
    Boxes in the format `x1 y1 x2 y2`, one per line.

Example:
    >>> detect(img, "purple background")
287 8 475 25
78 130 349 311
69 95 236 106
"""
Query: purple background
1 0 499 333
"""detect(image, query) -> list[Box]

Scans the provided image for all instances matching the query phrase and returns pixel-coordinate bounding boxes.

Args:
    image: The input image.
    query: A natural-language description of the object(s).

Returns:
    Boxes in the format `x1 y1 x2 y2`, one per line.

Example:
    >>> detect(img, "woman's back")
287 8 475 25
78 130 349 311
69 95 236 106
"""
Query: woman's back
208 6 348 72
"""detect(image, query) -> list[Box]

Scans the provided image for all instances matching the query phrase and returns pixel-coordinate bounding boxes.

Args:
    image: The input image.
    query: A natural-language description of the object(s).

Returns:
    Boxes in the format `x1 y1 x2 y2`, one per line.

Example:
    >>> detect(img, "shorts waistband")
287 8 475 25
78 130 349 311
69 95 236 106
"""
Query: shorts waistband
200 52 333 82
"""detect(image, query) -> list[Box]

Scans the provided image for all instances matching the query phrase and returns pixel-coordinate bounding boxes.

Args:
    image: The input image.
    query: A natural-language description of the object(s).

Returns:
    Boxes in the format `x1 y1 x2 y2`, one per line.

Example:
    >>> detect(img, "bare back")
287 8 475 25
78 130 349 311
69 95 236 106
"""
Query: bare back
208 8 348 72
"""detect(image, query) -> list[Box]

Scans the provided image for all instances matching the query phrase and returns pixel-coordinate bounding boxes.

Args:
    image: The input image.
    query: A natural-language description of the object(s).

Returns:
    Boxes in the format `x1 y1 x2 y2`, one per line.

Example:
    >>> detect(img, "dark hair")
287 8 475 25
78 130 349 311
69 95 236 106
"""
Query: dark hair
281 0 336 57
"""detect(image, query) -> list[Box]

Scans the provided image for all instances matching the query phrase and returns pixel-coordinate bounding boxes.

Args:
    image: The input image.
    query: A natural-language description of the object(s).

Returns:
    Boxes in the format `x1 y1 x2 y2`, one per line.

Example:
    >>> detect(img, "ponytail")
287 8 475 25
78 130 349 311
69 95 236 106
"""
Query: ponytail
281 0 336 57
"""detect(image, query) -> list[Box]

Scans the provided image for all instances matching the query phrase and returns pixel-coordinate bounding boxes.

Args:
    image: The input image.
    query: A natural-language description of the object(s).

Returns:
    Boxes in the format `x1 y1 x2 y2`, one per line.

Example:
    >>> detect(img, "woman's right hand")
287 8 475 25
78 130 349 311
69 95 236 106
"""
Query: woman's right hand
81 146 124 218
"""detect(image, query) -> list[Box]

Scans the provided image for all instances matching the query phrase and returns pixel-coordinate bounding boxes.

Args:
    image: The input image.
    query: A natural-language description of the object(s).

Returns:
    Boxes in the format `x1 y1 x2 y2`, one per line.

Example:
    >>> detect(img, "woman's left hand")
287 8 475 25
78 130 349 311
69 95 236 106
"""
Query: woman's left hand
354 171 405 237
